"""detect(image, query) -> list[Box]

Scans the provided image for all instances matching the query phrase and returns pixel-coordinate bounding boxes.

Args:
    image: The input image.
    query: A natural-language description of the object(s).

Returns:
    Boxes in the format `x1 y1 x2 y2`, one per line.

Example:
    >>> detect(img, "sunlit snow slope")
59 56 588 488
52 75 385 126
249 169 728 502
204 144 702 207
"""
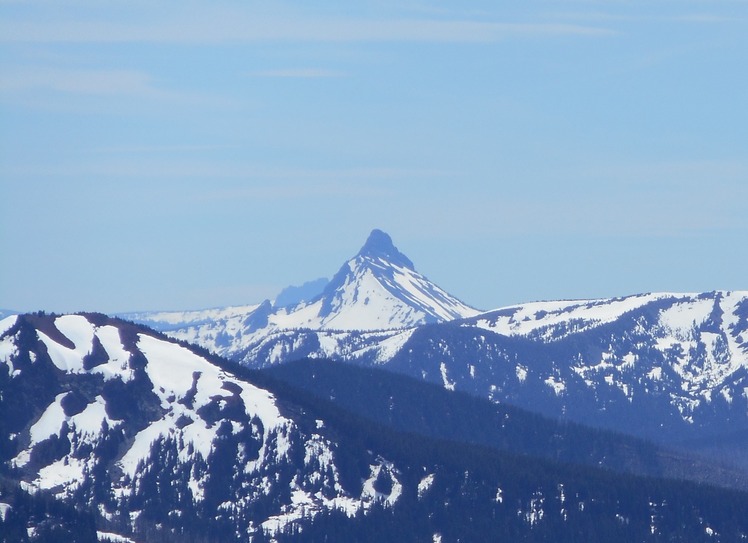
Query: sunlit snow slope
0 313 403 539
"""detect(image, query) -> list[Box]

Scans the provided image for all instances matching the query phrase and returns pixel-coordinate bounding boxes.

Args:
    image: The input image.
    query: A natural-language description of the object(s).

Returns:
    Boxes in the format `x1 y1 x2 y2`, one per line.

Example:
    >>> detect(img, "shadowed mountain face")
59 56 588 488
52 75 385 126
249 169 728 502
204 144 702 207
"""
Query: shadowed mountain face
260 358 748 491
274 277 329 308
355 229 415 269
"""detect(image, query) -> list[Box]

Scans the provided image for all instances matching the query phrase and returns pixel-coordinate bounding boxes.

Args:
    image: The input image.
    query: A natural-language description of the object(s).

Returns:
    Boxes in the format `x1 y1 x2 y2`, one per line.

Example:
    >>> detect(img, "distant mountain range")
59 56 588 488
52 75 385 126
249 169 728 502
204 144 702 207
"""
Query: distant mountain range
4 312 748 542
3 229 748 541
122 231 748 459
384 291 748 450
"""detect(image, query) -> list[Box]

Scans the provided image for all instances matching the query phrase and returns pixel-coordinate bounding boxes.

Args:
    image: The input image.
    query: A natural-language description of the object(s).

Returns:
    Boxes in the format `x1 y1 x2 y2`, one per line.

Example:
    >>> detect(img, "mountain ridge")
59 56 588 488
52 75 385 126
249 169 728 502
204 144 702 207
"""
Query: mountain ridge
0 312 408 540
119 230 479 358
6 311 748 541
114 233 748 459
258 358 748 490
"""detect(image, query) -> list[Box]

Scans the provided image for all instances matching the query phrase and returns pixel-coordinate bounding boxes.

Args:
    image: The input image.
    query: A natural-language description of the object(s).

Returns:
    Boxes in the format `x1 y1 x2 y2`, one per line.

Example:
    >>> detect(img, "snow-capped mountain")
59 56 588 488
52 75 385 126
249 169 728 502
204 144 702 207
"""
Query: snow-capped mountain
115 230 748 463
172 289 748 456
309 229 478 329
367 291 748 450
122 229 478 362
5 313 748 542
0 312 404 540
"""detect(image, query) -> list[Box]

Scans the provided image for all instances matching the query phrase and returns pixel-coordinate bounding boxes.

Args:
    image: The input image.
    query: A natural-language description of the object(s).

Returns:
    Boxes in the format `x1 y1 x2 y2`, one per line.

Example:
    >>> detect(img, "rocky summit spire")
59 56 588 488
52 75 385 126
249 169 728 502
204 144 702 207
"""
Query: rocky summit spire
357 229 414 270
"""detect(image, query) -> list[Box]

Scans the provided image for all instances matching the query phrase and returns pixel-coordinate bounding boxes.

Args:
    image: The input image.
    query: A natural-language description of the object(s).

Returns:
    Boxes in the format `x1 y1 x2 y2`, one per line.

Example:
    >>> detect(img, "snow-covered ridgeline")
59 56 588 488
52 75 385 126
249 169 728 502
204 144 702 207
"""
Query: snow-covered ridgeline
473 290 746 340
470 291 748 391
471 292 681 339
119 303 264 332
1 314 404 536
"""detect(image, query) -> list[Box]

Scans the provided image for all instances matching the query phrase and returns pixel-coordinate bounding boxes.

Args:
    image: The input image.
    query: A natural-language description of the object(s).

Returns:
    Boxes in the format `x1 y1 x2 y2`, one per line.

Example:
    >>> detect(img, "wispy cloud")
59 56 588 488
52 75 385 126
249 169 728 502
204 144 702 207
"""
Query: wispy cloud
249 68 345 78
544 9 743 25
0 10 615 44
4 158 454 186
87 144 242 155
0 66 230 110
0 68 160 96
673 13 739 23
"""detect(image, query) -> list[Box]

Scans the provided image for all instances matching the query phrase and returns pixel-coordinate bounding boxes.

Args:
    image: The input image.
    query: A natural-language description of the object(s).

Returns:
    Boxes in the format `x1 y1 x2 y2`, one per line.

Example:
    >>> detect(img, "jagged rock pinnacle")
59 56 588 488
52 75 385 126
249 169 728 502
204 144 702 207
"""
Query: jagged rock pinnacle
357 229 414 269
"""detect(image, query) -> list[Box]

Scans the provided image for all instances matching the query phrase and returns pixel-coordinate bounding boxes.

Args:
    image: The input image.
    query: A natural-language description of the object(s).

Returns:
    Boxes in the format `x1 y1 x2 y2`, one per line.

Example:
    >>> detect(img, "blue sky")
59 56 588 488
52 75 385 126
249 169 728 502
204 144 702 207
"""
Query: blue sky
1 1 746 313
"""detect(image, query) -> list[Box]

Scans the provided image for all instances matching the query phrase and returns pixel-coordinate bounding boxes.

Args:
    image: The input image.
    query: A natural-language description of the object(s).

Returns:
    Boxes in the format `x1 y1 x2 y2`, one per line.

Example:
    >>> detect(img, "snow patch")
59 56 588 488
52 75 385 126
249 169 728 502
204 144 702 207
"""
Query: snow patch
374 328 415 363
648 367 663 381
0 314 18 336
418 474 435 498
71 396 121 436
0 502 11 521
658 299 714 337
92 325 134 382
36 315 100 372
440 362 455 391
544 376 566 396
97 531 139 543
37 456 89 493
0 331 19 376
495 487 504 504
28 393 68 447
523 491 545 526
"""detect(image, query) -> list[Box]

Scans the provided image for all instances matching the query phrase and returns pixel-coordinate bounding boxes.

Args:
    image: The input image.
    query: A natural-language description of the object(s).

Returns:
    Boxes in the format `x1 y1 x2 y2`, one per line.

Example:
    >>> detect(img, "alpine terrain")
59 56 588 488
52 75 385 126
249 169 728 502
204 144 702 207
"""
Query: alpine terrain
0 312 409 541
125 232 748 459
122 229 479 365
4 312 748 542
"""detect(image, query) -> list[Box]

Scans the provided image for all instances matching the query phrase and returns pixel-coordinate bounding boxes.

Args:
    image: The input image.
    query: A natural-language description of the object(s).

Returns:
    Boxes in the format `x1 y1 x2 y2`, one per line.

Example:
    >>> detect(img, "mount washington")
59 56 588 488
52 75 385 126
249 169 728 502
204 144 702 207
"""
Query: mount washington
125 230 748 455
2 229 748 542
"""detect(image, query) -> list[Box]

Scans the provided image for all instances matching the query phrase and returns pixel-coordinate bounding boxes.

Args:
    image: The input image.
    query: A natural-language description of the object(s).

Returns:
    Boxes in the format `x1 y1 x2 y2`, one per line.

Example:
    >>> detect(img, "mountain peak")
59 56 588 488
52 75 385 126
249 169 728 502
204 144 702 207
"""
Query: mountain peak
357 229 414 270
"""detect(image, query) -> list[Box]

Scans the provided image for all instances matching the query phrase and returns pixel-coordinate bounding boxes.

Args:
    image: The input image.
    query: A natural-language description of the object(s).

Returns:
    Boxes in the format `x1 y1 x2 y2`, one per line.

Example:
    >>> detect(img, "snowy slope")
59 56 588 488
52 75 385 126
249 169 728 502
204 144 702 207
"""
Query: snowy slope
373 290 748 447
122 229 478 362
471 292 678 339
113 232 748 451
6 314 748 542
195 290 748 448
466 290 748 400
119 302 266 333
310 229 479 329
0 313 403 539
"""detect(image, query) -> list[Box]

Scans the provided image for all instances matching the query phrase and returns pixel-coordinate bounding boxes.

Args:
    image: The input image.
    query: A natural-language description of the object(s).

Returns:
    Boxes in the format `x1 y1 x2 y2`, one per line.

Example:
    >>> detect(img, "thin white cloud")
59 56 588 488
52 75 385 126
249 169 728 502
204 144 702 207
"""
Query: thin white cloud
0 66 230 109
87 144 242 155
545 9 743 25
249 68 345 78
674 13 739 23
4 158 454 186
0 68 158 96
0 11 615 44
